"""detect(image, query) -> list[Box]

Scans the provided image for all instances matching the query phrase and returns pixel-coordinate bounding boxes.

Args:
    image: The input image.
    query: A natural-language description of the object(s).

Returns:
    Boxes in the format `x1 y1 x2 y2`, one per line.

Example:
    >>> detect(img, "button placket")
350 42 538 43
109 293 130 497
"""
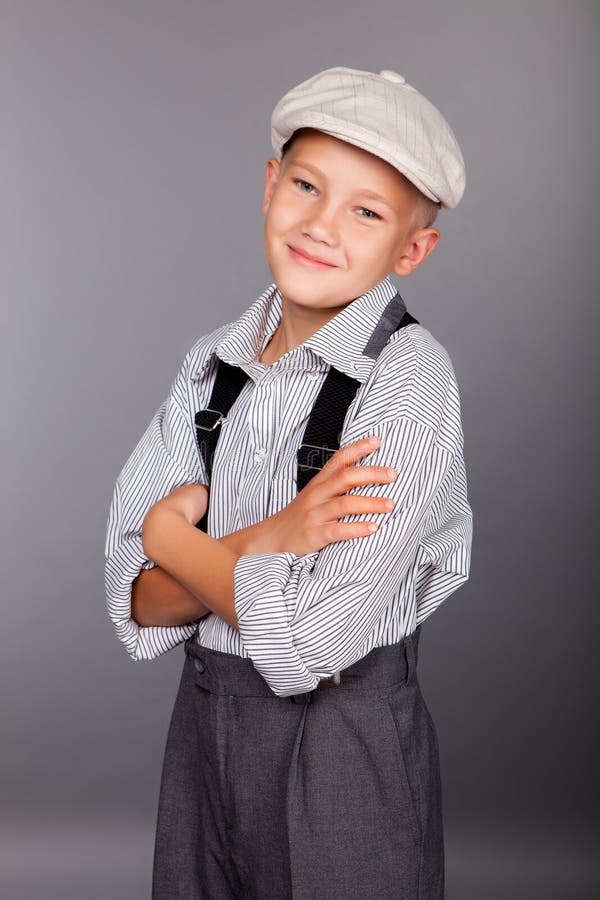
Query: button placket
253 447 267 465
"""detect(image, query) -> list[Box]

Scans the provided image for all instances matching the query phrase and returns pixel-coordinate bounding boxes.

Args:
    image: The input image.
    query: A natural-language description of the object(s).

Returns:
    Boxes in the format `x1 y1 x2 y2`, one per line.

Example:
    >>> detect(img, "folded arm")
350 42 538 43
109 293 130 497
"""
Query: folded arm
104 336 222 660
130 521 271 627
137 412 467 694
105 370 284 657
230 416 461 696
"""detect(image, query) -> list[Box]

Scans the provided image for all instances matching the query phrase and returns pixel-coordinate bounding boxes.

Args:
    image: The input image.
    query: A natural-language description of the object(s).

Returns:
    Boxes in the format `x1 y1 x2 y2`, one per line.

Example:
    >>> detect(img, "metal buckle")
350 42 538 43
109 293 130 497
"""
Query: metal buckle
297 442 337 472
194 409 224 431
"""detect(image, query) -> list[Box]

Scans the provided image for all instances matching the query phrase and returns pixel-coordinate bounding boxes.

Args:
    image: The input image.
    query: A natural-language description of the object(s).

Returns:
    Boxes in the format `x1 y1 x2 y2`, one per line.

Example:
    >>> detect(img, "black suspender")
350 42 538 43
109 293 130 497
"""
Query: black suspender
193 292 419 533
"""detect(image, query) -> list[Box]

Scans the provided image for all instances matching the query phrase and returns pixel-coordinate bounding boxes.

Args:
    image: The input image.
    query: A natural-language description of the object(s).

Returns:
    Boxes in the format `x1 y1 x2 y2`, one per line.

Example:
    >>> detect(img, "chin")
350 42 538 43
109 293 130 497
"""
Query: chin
271 263 337 294
275 280 327 307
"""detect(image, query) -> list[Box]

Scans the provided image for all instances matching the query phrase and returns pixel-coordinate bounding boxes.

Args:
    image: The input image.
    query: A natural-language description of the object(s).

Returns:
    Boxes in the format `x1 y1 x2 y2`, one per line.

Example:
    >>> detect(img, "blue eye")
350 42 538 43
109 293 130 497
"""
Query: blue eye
292 178 381 220
293 179 316 193
358 207 381 220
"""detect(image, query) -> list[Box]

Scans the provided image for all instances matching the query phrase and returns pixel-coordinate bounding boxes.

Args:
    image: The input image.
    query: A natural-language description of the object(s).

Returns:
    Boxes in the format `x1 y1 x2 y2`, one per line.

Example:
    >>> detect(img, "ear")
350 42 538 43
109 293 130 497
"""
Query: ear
392 227 441 277
262 157 282 215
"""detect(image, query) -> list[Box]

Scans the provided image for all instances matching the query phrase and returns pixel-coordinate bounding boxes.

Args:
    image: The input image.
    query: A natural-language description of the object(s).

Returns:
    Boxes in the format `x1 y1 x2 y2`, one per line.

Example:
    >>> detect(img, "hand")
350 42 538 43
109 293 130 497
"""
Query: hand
259 436 398 557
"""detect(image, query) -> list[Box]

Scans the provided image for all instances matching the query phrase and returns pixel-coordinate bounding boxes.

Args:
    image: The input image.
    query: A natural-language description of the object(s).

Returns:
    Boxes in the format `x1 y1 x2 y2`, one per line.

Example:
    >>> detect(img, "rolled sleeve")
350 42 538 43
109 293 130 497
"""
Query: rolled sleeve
234 551 321 692
416 445 473 625
104 358 209 661
233 415 458 697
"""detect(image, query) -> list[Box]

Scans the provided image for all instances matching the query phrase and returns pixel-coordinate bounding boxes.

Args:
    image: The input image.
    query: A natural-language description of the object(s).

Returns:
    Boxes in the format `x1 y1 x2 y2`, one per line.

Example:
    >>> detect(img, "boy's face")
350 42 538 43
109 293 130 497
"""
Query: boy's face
262 128 439 313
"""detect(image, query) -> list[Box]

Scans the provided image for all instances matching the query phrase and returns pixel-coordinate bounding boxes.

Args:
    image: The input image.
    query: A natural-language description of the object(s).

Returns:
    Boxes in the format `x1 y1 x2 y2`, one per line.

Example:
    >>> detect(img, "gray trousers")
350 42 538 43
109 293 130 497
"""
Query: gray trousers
151 624 444 899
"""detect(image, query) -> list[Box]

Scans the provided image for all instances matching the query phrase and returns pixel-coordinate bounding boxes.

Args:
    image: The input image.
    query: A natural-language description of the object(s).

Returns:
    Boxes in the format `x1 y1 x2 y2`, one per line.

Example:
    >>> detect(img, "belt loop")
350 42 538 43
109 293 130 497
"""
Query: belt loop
289 691 313 704
185 620 201 655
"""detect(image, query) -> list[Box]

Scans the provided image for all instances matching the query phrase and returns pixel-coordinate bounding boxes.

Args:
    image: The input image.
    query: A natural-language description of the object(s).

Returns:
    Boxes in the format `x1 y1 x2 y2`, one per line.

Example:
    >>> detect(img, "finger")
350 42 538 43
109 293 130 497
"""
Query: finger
323 520 380 545
334 464 398 493
318 436 382 476
329 494 396 517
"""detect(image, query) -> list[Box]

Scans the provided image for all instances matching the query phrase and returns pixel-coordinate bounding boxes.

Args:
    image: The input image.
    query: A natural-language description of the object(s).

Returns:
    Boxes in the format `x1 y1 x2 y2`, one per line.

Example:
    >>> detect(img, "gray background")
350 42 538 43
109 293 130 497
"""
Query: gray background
3 1 599 897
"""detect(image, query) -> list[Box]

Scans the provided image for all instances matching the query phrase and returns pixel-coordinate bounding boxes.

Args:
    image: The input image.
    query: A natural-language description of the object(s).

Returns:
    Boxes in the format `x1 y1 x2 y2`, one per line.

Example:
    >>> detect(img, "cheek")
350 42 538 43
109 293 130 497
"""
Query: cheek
355 228 392 262
265 200 301 241
347 229 385 261
264 200 290 236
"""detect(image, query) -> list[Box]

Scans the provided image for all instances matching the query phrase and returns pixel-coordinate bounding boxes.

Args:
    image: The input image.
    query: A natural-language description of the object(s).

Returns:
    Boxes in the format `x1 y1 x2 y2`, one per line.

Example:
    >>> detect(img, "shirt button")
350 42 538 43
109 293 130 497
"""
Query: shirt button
253 447 267 464
306 372 319 380
194 659 205 673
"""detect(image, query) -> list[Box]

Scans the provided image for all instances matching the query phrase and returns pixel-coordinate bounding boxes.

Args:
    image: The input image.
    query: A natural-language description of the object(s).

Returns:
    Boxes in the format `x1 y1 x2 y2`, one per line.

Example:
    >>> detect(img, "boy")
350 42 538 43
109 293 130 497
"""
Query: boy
105 66 472 899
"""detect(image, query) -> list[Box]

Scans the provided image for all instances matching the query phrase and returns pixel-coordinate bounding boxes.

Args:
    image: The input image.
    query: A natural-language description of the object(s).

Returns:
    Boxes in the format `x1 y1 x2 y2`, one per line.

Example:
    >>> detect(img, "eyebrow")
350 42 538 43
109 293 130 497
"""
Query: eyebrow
286 158 396 212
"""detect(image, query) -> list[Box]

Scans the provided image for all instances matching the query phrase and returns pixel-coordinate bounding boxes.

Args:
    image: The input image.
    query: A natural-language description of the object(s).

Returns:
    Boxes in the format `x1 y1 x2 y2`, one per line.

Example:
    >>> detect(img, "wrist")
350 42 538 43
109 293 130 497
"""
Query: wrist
245 515 288 554
219 515 283 556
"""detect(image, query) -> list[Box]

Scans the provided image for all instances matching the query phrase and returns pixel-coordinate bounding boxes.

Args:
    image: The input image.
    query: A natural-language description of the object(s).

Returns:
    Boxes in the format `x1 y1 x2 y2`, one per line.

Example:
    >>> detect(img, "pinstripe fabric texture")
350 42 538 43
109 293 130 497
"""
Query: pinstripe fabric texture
104 274 472 697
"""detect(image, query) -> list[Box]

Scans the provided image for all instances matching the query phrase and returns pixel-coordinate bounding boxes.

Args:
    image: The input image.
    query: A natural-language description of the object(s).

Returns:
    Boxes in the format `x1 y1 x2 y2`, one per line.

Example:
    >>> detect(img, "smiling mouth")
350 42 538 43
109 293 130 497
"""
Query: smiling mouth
287 245 337 269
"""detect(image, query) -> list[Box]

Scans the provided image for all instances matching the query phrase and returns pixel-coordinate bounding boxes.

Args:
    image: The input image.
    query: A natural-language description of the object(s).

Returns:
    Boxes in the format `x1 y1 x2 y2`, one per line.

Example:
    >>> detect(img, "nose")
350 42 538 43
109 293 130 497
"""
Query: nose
301 199 339 245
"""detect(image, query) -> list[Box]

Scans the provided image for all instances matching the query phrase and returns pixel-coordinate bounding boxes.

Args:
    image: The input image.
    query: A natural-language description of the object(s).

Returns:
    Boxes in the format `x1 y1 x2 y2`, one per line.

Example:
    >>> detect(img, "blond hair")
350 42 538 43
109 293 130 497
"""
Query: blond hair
407 183 441 232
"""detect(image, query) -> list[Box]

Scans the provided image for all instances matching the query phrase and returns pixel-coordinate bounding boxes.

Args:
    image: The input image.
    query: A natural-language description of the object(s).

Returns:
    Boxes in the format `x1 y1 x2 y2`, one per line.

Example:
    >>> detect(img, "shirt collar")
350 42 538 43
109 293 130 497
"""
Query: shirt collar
211 275 401 384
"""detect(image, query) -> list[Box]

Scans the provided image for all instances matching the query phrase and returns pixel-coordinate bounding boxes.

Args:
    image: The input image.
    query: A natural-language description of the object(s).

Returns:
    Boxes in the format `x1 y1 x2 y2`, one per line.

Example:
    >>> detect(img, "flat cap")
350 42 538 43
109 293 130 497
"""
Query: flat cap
270 66 466 209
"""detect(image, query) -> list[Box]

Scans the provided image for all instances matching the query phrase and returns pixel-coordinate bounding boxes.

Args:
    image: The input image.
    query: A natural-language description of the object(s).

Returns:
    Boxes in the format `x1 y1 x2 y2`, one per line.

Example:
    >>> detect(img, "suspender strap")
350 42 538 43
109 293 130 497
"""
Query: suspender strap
193 359 249 533
397 309 419 327
296 366 361 492
362 292 411 358
193 293 419 531
296 302 419 492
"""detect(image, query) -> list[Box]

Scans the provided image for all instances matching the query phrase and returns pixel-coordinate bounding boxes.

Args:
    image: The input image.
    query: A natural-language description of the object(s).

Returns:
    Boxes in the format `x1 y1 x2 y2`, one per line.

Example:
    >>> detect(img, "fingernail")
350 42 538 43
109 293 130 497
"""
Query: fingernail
387 467 397 478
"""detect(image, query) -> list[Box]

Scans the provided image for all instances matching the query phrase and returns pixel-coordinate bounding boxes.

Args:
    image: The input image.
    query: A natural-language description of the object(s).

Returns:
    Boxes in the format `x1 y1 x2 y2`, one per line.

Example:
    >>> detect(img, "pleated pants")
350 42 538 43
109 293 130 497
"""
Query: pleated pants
151 623 444 899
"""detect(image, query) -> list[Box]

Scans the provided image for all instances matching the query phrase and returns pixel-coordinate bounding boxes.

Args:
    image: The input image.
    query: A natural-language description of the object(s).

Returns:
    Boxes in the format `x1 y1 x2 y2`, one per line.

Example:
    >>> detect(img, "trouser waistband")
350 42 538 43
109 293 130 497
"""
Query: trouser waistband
184 625 421 703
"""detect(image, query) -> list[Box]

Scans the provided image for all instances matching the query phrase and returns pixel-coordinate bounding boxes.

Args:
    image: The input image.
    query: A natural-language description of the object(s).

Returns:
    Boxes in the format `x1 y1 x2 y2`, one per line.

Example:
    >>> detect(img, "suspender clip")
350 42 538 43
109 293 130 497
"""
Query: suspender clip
195 409 224 431
297 442 337 472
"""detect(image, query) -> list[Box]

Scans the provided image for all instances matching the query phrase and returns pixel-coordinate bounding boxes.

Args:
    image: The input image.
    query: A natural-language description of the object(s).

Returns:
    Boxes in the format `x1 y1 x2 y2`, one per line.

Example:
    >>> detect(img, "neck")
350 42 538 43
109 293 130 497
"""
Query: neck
263 291 352 360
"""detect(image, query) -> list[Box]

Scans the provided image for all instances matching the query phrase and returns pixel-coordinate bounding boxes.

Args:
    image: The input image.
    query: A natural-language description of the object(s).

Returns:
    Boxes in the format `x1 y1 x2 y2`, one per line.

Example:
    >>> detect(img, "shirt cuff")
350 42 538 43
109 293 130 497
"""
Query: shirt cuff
233 551 320 696
105 533 198 661
233 551 297 618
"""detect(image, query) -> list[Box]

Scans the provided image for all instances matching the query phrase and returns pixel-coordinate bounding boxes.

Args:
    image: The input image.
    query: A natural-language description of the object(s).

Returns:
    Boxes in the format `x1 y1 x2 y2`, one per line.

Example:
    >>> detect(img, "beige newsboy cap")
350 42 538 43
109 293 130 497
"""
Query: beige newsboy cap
270 66 466 209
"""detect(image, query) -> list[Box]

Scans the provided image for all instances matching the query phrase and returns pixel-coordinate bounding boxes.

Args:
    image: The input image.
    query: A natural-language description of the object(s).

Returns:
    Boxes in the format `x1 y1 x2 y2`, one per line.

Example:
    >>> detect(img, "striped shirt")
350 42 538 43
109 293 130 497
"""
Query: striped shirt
104 275 472 696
